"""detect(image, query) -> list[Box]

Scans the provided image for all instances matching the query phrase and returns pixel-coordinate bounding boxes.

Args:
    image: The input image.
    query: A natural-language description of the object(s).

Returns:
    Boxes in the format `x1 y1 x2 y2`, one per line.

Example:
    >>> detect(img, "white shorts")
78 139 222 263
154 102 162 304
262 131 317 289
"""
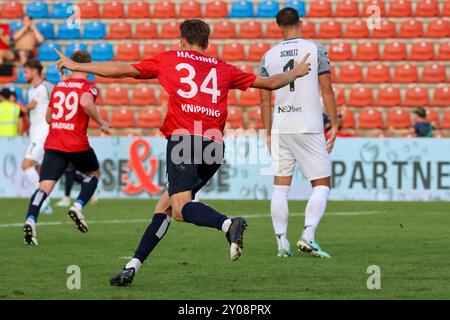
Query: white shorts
25 140 45 164
271 133 331 181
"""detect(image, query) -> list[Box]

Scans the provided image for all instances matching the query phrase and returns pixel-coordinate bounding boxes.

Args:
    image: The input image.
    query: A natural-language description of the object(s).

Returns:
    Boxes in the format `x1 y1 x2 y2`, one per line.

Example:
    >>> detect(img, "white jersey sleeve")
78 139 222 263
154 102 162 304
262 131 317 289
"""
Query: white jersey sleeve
28 81 53 143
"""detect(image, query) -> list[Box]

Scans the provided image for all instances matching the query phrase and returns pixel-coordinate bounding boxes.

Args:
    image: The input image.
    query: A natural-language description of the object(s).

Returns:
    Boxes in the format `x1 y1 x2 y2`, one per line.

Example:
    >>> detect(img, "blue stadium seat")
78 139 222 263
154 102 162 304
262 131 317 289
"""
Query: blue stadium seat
65 42 88 57
83 21 106 39
256 0 280 18
26 2 48 18
56 22 80 39
37 42 62 61
229 0 254 18
35 21 54 39
45 65 61 84
14 67 26 84
284 0 306 16
51 2 73 19
9 21 23 35
5 85 24 103
91 42 114 61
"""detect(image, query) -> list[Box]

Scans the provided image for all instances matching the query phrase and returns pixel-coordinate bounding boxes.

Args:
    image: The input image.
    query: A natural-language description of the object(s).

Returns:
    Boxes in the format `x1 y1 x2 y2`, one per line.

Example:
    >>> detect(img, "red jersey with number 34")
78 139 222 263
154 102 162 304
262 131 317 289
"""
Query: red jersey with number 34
44 78 98 152
132 50 256 141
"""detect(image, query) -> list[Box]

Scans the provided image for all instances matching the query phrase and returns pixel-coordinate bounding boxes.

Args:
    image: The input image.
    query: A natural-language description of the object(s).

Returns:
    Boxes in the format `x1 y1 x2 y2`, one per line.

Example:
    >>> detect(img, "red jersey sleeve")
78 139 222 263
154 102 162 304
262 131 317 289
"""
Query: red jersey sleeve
131 53 163 79
228 65 257 91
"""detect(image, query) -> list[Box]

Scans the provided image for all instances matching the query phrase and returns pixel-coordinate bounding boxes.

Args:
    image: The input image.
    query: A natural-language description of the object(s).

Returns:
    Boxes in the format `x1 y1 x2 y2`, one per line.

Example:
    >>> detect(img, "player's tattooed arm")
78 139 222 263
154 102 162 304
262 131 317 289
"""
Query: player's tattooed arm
80 92 112 134
251 53 311 90
54 49 140 78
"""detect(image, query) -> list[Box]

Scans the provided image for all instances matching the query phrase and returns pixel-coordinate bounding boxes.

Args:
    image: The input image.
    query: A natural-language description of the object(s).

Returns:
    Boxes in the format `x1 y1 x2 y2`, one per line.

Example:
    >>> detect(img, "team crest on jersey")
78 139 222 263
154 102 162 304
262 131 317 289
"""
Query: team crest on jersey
89 87 98 96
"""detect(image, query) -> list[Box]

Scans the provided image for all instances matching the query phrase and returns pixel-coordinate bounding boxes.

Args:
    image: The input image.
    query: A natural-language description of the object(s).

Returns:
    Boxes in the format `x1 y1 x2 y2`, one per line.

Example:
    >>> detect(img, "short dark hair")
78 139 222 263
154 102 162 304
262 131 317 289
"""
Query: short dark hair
276 7 300 26
414 108 427 119
70 50 92 63
180 19 210 50
23 58 43 75
0 88 12 99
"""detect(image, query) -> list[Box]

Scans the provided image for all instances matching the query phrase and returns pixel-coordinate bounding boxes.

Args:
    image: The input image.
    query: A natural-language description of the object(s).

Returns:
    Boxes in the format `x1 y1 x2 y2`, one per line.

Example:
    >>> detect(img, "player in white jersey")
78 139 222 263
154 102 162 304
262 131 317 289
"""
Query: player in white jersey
22 59 54 214
259 8 338 258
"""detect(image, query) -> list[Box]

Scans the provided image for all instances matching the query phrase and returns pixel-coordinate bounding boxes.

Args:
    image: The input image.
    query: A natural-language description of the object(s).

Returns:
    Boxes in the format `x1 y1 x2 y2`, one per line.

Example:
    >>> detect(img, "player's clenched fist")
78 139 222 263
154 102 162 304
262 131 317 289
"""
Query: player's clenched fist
294 53 311 77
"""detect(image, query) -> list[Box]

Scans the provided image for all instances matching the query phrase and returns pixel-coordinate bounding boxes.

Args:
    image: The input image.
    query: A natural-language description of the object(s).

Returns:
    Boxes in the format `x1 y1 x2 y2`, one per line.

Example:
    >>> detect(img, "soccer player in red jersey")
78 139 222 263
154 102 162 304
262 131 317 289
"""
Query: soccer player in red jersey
23 51 111 246
55 19 311 286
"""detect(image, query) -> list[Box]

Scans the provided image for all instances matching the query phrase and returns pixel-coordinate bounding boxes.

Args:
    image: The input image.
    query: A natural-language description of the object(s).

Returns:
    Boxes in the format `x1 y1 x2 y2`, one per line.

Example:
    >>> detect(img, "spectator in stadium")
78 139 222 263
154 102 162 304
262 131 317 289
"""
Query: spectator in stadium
412 108 434 138
0 88 20 136
0 23 12 65
9 91 28 135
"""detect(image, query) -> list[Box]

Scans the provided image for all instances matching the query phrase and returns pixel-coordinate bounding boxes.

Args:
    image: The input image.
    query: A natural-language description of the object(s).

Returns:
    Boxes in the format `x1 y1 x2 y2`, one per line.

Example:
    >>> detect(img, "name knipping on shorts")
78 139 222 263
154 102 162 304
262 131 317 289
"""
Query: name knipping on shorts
51 122 75 130
181 104 221 118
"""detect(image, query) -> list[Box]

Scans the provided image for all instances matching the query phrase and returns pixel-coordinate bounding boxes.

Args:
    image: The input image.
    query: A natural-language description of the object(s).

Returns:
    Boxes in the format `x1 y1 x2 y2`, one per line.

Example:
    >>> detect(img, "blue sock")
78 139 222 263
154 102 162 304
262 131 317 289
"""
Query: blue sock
134 213 171 263
76 176 98 207
181 202 228 230
26 189 48 222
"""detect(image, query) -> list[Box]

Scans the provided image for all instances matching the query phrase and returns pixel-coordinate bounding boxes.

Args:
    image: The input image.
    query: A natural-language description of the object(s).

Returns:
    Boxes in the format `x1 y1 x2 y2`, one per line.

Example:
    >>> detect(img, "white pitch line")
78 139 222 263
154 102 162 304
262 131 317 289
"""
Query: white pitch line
0 211 383 229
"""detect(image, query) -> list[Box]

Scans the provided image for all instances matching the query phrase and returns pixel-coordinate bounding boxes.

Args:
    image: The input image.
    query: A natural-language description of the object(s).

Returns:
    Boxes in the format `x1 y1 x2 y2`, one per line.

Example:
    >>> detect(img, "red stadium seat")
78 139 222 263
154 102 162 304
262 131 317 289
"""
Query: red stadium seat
115 43 140 61
364 64 391 83
1 1 24 19
344 20 369 38
169 43 181 51
441 110 450 129
137 109 162 128
335 0 359 17
385 109 411 129
222 43 245 61
415 0 440 17
338 64 363 83
444 1 450 16
160 21 180 39
239 88 261 107
333 87 346 106
79 1 100 18
382 41 407 61
265 21 283 39
340 108 355 128
431 87 450 106
247 108 263 129
328 42 352 61
107 22 132 39
362 0 386 17
330 65 337 82
89 108 108 128
236 64 254 74
358 109 383 129
127 1 151 18
239 21 263 39
404 86 429 107
135 22 158 39
153 1 176 18
247 42 271 61
308 0 332 17
212 21 236 39
102 1 125 18
143 43 166 59
104 86 129 106
410 41 435 61
226 108 244 129
393 64 418 83
179 1 203 18
348 87 374 107
426 19 449 37
421 64 447 83
205 43 219 57
300 20 316 38
422 109 439 127
131 87 157 106
399 20 423 38
376 86 401 106
111 108 135 128
205 1 228 18
318 21 342 38
437 41 450 60
388 0 412 17
371 19 396 38
355 42 379 61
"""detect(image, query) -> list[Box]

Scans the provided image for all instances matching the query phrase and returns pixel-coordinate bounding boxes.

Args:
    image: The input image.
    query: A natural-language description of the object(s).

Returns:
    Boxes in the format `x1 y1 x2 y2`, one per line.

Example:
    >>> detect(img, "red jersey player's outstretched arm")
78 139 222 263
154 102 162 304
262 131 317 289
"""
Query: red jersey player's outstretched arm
54 49 140 78
251 53 311 90
80 92 112 134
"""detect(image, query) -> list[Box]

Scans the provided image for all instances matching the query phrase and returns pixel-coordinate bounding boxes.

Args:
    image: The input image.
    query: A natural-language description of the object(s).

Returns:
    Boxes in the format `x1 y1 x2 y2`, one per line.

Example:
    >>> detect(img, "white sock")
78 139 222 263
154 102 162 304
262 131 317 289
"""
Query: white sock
221 219 232 233
24 167 40 189
302 185 330 242
271 185 290 238
125 258 142 272
275 234 290 251
73 202 83 211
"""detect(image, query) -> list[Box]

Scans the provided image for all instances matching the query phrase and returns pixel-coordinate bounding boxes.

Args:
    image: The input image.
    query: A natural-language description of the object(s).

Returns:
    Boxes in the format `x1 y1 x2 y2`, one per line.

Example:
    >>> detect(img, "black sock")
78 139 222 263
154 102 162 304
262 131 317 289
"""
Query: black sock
76 176 98 207
26 189 48 222
64 171 75 197
73 170 86 184
134 213 171 263
181 202 228 231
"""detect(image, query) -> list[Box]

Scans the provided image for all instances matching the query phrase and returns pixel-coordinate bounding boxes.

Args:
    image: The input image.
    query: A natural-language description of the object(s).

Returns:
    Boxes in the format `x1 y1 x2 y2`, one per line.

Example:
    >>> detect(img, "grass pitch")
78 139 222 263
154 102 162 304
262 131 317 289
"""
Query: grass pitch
0 199 449 300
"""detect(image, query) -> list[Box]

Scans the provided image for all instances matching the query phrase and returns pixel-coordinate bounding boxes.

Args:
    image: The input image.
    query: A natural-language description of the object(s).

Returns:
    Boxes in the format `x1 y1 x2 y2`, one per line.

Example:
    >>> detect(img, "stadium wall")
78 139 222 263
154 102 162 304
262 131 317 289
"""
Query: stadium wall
1 137 449 201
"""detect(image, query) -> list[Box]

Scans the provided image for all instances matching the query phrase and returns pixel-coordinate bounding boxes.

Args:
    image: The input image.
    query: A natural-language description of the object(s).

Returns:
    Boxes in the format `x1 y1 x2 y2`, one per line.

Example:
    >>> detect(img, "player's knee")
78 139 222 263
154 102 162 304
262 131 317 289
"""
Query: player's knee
86 170 100 179
21 161 32 171
170 205 184 221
